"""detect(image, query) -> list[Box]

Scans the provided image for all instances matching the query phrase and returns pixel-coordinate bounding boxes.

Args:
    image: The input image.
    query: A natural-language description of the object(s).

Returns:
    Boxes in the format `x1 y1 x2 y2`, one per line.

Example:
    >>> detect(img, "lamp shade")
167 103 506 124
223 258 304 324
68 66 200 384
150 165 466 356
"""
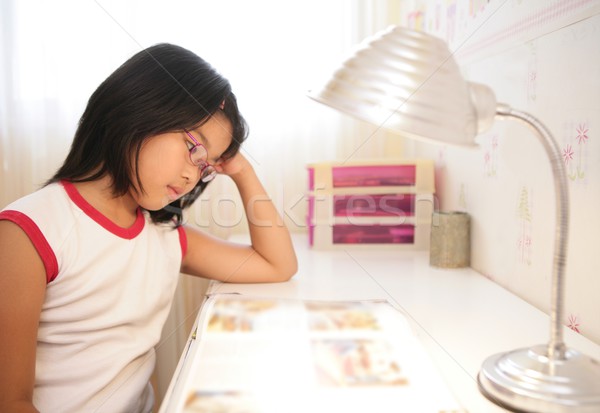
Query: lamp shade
309 26 496 146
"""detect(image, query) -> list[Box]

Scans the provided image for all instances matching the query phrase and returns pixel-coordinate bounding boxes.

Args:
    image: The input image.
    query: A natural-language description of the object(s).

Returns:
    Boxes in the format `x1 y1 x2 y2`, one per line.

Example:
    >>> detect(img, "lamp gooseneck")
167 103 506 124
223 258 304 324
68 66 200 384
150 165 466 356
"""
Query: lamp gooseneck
495 104 568 360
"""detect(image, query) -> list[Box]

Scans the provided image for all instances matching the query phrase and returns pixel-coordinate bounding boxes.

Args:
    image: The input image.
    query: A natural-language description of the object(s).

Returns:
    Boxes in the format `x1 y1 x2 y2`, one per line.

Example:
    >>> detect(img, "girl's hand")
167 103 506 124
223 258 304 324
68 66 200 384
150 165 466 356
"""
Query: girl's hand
214 151 251 178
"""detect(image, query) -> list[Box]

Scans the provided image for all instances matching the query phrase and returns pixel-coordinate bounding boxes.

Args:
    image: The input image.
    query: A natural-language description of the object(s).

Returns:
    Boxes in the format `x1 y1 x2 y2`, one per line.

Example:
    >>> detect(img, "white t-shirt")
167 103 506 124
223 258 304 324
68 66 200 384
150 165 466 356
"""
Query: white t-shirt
0 181 186 413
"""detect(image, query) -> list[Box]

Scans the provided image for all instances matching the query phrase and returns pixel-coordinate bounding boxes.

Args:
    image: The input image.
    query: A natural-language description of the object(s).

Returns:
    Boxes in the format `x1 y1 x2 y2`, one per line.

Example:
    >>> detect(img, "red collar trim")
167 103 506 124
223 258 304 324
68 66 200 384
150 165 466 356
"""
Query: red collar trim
61 180 145 239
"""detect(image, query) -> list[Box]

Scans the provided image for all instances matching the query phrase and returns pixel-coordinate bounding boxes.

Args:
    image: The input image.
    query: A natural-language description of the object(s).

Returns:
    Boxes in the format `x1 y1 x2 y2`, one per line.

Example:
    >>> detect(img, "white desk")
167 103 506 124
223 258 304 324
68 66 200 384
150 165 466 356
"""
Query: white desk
159 234 600 412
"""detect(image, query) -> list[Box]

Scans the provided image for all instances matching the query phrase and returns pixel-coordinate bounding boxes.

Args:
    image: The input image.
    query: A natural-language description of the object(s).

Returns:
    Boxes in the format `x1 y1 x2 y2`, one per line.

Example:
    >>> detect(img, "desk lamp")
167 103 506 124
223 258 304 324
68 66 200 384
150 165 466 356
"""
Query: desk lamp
308 25 600 413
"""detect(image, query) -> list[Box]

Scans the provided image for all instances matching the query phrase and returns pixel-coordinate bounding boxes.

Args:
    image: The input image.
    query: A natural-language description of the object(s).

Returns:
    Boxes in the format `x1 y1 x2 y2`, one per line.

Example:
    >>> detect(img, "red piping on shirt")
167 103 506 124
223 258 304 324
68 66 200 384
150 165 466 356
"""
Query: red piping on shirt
0 210 59 283
61 180 145 239
177 226 187 258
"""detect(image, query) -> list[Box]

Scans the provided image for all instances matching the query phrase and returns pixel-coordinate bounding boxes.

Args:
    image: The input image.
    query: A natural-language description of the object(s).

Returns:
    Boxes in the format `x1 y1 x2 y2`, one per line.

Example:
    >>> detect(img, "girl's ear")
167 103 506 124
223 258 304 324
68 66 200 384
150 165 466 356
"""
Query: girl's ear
219 100 225 110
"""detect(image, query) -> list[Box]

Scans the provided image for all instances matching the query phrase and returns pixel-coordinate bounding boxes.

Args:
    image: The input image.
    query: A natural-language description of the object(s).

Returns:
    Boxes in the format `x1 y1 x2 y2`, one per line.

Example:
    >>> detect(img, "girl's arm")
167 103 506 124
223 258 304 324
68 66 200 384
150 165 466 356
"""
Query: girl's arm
180 152 298 283
0 220 45 413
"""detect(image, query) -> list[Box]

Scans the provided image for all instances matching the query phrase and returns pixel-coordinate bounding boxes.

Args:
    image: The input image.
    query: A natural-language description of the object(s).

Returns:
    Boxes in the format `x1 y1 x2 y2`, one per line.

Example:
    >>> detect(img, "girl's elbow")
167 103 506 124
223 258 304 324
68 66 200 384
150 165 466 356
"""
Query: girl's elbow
285 261 299 281
276 257 298 282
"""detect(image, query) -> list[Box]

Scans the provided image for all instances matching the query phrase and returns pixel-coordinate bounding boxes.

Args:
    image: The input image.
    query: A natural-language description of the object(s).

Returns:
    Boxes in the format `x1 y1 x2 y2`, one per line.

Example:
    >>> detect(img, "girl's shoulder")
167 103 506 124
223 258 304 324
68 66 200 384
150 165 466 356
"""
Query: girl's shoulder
1 182 75 227
2 181 69 211
0 182 75 283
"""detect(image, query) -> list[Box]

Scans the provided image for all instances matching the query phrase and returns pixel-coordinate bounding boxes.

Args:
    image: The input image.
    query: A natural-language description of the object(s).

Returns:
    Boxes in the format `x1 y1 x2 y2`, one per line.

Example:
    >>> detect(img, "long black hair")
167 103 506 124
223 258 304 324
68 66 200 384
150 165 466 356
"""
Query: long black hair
48 43 248 225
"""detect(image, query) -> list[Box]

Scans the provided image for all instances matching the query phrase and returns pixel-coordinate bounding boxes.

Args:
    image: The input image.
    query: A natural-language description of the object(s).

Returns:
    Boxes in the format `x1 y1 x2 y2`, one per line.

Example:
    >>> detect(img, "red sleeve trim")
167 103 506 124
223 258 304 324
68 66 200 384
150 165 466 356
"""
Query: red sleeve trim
177 225 188 259
0 210 59 283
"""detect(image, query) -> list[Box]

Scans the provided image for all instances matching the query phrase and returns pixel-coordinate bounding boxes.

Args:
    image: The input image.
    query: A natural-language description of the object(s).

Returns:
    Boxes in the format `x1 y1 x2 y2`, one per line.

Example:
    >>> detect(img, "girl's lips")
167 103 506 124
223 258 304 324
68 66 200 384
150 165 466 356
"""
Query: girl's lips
167 186 181 201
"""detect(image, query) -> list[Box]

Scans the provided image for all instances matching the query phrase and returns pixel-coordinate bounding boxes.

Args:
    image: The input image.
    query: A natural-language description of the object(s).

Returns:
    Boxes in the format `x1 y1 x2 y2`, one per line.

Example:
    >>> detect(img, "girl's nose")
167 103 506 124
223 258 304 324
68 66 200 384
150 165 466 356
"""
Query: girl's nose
182 162 200 185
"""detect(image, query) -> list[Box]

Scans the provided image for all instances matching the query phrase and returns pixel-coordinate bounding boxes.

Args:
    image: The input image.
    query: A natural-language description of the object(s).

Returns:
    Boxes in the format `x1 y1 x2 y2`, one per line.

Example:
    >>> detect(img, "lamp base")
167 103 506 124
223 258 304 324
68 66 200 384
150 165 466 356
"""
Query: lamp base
478 345 600 412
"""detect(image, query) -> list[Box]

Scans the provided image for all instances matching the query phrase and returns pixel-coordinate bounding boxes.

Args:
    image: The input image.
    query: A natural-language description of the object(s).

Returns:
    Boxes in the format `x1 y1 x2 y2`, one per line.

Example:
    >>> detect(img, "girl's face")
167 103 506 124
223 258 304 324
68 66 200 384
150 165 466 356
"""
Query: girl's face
132 112 233 211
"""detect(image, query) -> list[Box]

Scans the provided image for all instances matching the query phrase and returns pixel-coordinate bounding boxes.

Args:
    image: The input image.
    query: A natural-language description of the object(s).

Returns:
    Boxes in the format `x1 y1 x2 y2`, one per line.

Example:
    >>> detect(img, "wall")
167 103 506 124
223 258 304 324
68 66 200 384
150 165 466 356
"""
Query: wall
396 0 600 345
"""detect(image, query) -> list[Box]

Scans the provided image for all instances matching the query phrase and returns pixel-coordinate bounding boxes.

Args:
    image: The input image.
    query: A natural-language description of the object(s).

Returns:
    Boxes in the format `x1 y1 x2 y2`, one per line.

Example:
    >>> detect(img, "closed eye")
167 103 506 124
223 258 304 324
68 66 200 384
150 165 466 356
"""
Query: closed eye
185 139 196 151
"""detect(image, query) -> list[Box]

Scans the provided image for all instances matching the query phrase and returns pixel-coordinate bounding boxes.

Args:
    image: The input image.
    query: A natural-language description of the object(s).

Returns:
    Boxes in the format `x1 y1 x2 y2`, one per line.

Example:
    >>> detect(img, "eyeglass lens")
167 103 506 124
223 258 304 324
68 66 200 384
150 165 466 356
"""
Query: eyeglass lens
190 147 216 182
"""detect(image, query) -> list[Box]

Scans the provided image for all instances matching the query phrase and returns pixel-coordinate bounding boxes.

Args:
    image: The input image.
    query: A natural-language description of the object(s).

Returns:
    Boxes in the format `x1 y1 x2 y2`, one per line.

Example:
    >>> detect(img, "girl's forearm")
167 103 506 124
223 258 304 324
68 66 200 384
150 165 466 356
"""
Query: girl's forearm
230 165 297 278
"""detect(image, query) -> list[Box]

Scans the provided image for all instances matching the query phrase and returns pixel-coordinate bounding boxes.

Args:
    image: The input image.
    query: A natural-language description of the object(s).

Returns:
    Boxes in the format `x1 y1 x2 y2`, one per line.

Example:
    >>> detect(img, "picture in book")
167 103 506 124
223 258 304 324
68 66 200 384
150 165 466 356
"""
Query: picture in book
180 295 466 413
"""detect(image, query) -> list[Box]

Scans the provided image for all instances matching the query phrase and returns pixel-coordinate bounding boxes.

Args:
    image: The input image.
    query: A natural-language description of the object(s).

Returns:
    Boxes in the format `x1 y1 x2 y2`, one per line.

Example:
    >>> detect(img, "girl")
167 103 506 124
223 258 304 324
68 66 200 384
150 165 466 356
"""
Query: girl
0 43 297 413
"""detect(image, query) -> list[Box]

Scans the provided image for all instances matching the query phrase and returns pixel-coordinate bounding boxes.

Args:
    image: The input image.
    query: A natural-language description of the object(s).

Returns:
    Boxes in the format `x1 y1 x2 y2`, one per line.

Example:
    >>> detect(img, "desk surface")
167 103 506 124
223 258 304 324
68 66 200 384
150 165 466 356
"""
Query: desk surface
160 234 600 413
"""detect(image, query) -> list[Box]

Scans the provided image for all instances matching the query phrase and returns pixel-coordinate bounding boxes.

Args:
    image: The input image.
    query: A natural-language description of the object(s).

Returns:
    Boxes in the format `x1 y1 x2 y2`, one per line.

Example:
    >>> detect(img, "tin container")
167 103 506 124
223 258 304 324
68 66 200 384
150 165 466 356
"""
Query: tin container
429 211 470 268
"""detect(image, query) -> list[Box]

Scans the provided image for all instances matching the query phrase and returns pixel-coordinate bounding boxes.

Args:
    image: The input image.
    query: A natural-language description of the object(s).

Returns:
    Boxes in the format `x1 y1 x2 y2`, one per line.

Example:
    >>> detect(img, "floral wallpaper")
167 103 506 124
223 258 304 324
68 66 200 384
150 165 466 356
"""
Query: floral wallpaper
398 0 600 344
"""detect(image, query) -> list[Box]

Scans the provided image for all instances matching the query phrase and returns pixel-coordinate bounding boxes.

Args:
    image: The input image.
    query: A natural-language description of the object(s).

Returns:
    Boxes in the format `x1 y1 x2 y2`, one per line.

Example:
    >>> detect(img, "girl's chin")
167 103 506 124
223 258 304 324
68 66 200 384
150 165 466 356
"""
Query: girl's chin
139 197 176 212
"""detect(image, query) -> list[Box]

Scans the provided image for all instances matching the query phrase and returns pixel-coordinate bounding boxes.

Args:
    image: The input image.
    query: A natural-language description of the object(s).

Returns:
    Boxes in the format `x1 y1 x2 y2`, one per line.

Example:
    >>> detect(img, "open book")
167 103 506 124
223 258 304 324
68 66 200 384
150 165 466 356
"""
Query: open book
175 294 466 413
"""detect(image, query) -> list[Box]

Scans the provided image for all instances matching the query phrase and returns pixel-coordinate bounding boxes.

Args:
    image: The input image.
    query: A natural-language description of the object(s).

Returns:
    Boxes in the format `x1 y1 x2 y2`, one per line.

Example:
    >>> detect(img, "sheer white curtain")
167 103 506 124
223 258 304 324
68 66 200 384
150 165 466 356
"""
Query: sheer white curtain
0 0 402 405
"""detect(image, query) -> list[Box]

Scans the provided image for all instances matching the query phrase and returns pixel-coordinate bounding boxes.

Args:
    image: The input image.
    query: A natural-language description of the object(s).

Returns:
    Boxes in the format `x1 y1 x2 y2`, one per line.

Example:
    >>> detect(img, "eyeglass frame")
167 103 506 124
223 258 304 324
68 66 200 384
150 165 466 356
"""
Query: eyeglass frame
184 130 217 183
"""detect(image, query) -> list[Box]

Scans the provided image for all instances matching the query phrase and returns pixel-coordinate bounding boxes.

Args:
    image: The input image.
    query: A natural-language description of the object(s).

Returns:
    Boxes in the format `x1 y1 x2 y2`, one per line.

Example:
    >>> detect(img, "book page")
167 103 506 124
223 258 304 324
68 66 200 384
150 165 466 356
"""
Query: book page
175 294 466 413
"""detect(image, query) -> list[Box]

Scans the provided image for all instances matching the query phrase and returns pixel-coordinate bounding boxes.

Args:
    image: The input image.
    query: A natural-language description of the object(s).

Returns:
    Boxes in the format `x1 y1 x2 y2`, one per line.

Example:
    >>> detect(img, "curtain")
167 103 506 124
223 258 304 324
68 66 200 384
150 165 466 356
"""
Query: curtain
0 0 402 406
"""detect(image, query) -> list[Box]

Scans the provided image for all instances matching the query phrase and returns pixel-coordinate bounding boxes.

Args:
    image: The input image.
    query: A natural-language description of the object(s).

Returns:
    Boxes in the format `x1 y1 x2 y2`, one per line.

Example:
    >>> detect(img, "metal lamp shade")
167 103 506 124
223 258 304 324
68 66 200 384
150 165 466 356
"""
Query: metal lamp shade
308 25 497 146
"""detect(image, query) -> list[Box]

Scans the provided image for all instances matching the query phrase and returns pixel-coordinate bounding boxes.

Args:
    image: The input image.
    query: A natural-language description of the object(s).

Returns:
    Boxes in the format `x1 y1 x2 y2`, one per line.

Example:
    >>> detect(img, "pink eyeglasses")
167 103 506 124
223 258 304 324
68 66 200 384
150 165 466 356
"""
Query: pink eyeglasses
184 130 217 183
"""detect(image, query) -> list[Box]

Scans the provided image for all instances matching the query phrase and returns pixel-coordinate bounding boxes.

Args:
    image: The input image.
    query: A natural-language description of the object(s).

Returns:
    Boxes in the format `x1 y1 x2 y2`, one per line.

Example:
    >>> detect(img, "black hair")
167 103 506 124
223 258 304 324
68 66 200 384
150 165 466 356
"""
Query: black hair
47 43 248 225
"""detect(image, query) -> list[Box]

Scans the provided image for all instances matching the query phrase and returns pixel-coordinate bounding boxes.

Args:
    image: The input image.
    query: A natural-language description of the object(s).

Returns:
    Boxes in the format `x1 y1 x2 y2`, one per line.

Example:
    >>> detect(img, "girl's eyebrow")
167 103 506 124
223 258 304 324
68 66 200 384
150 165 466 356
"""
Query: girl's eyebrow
190 129 210 149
